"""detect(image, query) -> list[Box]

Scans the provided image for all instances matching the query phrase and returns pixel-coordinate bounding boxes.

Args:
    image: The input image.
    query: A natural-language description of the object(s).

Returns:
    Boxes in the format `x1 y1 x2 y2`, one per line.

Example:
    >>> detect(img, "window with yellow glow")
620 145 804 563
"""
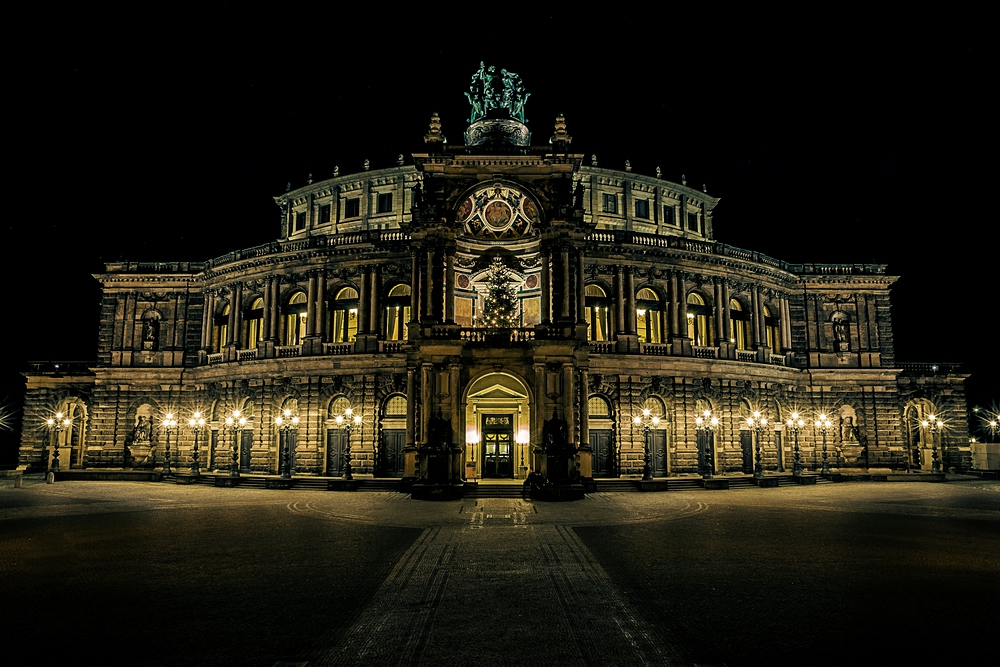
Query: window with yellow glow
763 305 781 353
330 287 359 343
584 284 611 342
283 292 307 346
636 287 661 343
384 284 411 341
212 303 230 353
243 297 264 349
686 293 712 346
730 299 750 350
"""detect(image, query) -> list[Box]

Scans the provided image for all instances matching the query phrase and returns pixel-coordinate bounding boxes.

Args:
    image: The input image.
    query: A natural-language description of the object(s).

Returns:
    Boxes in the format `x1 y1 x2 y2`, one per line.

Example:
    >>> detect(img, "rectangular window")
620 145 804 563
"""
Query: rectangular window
295 211 306 231
377 192 393 214
601 193 618 214
663 206 675 226
318 204 331 224
345 198 360 218
687 212 699 231
635 199 649 219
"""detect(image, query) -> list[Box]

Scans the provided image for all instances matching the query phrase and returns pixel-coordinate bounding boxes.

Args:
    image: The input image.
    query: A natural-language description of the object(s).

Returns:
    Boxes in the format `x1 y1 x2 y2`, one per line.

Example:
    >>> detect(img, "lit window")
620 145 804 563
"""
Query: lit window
585 284 611 341
384 284 411 341
243 297 264 349
764 305 781 352
345 198 360 218
330 287 359 343
377 192 393 214
730 299 750 350
635 199 649 219
601 194 618 214
212 303 230 353
686 292 712 346
636 288 661 343
283 292 307 346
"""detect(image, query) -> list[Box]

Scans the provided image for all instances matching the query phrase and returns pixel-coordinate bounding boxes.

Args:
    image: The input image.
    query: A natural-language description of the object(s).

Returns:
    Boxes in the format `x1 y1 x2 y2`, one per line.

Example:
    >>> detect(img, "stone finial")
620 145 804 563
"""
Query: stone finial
424 112 445 145
307 173 313 185
625 160 632 173
703 183 708 193
333 166 340 178
397 154 404 166
550 113 572 146
681 174 687 186
363 159 370 171
591 154 598 166
656 166 662 179
285 182 291 192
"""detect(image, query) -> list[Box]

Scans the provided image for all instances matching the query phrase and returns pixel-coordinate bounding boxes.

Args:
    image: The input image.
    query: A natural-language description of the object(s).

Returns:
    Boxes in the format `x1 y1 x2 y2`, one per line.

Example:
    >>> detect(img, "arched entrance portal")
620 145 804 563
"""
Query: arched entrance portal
464 372 532 480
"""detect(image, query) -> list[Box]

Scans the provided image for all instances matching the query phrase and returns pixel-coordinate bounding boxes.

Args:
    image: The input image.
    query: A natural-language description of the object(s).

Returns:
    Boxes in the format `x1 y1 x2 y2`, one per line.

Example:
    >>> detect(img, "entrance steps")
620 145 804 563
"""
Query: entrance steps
465 481 527 498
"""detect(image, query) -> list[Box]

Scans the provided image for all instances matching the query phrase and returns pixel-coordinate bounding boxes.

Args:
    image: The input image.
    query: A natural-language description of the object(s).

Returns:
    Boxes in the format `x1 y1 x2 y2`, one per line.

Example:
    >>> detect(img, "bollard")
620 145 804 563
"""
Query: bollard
14 475 23 488
46 471 55 484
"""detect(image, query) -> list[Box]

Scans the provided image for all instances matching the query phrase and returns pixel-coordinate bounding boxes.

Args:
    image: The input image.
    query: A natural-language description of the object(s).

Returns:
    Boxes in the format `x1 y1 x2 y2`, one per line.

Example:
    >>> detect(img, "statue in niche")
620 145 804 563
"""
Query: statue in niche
841 415 857 442
132 415 152 443
832 313 849 352
143 318 160 350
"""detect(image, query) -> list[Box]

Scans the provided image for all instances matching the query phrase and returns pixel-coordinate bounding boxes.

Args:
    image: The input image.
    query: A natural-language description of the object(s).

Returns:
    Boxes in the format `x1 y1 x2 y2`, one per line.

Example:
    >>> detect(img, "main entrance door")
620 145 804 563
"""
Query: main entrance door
482 414 514 479
591 429 614 476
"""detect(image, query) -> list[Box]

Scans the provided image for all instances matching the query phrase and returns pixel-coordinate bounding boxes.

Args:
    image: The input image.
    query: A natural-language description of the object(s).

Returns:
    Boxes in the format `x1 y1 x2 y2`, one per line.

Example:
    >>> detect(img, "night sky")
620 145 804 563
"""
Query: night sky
2 7 994 449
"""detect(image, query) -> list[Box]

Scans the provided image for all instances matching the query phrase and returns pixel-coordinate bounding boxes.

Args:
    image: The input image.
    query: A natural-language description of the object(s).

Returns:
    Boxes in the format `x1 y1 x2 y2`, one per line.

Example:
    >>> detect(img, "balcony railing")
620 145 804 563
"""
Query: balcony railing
693 346 719 359
237 349 258 362
276 345 302 358
736 349 756 363
207 353 224 365
322 343 353 356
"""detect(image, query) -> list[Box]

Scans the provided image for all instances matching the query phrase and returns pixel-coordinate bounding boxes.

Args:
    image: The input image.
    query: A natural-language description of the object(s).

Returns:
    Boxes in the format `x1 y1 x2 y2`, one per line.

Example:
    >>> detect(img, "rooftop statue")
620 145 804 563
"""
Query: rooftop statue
465 62 530 124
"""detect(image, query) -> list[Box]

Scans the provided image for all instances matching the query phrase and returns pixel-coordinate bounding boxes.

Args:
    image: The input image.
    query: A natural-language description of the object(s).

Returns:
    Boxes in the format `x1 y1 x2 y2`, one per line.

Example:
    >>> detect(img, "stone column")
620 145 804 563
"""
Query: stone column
445 250 456 324
306 274 318 336
615 266 626 335
561 247 571 320
751 286 763 348
576 250 586 324
410 250 421 326
201 291 214 349
358 268 370 336
625 267 636 335
261 280 272 343
369 267 380 335
227 286 239 345
714 278 726 345
425 249 435 322
269 279 280 342
781 296 792 351
316 271 326 337
404 368 417 478
540 250 551 325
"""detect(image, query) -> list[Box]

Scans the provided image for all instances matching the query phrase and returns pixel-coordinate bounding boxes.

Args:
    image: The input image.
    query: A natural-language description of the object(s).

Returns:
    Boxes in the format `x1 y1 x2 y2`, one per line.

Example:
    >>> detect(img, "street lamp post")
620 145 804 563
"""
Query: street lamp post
161 413 177 475
275 409 299 479
187 412 205 477
785 412 805 476
694 409 720 480
633 408 659 481
921 414 942 473
335 408 361 480
815 413 832 475
46 412 71 472
517 426 530 475
746 411 768 479
225 410 247 477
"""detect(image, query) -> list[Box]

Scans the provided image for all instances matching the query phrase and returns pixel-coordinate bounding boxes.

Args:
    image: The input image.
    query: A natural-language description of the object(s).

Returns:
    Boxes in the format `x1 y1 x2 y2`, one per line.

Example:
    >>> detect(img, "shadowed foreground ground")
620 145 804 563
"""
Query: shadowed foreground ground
1 477 997 666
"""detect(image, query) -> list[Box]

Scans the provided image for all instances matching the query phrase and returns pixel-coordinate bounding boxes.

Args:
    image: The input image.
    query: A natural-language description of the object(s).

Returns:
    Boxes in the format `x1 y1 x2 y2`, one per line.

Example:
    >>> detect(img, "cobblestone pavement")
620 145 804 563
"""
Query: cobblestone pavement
1 476 998 666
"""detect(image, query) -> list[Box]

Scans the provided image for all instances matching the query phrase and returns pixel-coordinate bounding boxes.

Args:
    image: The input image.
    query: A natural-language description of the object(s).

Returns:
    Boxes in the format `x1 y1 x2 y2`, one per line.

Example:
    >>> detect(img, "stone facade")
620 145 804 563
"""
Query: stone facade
20 79 971 482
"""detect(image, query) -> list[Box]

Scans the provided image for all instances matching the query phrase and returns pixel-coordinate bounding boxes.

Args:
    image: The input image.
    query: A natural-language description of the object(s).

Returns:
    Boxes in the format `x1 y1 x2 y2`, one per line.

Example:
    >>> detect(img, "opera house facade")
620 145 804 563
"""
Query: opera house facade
20 66 970 494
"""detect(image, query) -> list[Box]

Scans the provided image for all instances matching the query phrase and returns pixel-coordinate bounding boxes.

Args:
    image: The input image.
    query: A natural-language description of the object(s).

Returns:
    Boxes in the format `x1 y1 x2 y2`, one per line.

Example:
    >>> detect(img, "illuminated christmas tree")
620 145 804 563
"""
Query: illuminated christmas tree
480 259 520 328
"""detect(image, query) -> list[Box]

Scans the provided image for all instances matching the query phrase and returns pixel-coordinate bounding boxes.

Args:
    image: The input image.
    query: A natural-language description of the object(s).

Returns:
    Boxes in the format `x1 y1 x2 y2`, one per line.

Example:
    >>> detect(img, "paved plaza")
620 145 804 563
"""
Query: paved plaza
1 477 998 666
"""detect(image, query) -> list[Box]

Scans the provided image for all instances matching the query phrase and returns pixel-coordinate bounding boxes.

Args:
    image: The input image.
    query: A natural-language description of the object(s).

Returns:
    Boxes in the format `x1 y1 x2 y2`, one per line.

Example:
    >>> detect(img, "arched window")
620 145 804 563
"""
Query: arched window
730 299 750 350
384 284 411 341
589 396 611 418
328 396 352 419
585 284 611 341
643 396 665 421
686 293 712 346
243 297 264 349
636 288 662 343
212 303 230 353
764 305 781 353
283 292 307 346
330 287 359 343
385 395 407 417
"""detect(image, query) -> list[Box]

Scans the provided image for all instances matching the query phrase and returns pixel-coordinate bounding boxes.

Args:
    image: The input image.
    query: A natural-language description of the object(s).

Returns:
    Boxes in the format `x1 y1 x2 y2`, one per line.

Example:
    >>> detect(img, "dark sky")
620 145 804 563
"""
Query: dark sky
3 7 995 420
